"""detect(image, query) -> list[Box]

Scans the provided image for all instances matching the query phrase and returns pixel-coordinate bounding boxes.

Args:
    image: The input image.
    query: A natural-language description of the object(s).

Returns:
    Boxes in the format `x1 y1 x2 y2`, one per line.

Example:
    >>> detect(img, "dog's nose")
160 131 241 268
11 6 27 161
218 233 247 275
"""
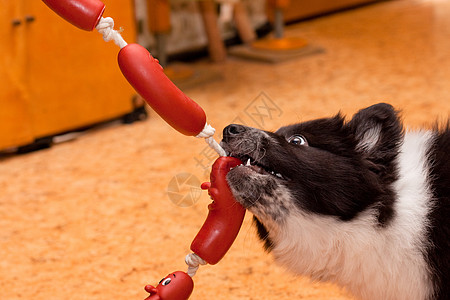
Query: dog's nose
223 124 246 142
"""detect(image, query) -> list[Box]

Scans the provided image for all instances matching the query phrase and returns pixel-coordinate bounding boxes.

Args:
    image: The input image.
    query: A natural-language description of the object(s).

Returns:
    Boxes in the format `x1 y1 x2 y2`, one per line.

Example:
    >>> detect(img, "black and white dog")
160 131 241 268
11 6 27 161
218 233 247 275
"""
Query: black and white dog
221 103 449 300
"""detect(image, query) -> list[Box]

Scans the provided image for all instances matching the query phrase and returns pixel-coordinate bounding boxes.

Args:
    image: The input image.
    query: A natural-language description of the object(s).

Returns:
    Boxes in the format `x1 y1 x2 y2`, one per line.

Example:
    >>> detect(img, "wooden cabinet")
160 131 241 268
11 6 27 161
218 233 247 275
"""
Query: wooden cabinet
0 0 140 150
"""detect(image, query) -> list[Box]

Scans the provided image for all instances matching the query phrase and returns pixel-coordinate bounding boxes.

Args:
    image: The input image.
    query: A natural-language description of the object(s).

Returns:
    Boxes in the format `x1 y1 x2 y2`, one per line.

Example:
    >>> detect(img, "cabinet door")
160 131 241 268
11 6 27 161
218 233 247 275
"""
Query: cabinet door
24 0 137 137
0 0 34 149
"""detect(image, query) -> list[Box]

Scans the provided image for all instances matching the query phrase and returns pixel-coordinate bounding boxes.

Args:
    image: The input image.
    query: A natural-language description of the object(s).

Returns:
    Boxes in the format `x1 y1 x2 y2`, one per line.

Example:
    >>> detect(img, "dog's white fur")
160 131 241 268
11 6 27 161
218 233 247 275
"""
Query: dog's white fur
258 131 435 300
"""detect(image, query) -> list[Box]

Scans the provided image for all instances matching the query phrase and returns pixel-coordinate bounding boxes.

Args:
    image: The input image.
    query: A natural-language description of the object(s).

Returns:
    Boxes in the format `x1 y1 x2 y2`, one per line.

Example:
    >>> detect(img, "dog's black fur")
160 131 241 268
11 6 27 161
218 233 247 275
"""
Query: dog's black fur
426 125 450 299
221 103 450 300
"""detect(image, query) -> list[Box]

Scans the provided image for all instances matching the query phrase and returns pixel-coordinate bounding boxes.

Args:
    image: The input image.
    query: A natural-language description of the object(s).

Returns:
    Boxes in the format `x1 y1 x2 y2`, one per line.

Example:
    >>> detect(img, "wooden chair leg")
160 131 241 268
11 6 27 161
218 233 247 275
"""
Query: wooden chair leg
233 1 257 44
198 0 227 62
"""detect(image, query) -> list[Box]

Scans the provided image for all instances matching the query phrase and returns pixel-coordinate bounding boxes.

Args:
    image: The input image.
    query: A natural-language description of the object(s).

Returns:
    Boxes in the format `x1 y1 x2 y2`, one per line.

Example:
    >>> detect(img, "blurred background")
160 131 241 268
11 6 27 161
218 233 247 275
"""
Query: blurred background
1 0 449 299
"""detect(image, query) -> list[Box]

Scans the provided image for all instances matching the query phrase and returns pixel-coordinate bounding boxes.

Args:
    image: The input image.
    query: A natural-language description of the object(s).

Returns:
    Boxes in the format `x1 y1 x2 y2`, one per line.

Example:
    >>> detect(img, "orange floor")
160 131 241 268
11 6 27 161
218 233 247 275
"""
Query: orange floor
1 1 450 299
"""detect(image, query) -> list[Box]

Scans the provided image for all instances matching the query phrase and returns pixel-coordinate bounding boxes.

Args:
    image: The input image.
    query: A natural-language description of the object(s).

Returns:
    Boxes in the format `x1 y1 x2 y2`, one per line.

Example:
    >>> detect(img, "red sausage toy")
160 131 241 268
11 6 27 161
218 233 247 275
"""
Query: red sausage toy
41 0 105 31
118 44 207 136
144 271 194 300
191 156 246 265
42 0 208 136
42 1 247 298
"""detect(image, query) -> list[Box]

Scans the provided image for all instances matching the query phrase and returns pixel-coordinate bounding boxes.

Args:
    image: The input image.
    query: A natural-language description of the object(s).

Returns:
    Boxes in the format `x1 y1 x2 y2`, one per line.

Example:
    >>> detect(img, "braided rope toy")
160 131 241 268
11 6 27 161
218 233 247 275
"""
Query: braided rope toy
42 1 245 299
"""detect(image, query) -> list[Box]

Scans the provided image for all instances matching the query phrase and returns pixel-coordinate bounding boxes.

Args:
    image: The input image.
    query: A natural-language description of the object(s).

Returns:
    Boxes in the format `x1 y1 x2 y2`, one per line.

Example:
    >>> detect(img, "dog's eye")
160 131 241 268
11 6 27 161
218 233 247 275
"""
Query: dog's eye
288 135 308 146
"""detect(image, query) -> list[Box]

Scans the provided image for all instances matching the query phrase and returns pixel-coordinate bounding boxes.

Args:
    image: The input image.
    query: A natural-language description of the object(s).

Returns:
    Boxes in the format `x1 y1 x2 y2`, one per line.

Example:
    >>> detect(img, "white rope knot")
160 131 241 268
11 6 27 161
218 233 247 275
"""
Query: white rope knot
196 123 227 157
195 123 216 138
96 17 128 49
185 253 207 277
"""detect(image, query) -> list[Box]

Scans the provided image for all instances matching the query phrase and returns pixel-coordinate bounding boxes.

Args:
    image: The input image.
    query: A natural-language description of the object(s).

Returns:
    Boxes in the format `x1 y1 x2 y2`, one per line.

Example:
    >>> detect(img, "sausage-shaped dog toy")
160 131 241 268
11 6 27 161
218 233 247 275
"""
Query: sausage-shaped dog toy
41 0 105 31
144 271 193 300
42 0 208 136
118 44 207 136
191 156 246 265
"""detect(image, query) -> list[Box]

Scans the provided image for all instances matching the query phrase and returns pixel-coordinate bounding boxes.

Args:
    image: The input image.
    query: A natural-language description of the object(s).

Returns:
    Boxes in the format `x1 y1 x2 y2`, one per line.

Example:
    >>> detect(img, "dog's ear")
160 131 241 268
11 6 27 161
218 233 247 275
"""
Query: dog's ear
348 103 404 174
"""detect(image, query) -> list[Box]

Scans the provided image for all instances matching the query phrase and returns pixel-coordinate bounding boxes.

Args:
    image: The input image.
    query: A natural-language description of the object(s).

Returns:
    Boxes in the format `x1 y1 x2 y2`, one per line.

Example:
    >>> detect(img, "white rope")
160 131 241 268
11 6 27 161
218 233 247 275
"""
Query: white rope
96 17 128 49
185 253 207 277
196 123 227 157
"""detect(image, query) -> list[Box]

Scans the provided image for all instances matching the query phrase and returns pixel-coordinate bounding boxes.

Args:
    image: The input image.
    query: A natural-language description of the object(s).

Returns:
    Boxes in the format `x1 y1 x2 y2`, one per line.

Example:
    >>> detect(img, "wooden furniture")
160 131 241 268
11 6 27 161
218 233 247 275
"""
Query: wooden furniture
0 0 142 151
147 0 171 66
198 0 256 62
268 0 380 23
198 0 227 62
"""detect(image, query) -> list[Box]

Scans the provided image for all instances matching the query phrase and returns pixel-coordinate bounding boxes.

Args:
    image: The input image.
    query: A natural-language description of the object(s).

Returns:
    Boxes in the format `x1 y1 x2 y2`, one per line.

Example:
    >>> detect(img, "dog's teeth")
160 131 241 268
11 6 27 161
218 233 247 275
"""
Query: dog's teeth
275 173 283 178
246 158 251 166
